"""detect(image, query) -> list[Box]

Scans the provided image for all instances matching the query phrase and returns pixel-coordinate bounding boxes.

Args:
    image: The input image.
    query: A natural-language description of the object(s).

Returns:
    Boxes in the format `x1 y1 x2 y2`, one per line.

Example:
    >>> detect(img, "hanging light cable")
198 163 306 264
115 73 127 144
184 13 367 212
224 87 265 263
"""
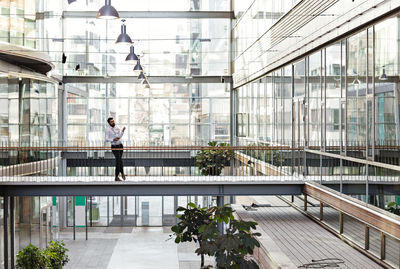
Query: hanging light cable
126 45 139 64
97 0 119 20
116 19 132 45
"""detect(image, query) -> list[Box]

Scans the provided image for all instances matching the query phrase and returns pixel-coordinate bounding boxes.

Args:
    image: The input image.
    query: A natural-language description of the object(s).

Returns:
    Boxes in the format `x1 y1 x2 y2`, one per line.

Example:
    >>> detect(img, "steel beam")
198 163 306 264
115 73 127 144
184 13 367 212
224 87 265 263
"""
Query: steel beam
63 76 232 84
0 182 304 197
63 11 234 19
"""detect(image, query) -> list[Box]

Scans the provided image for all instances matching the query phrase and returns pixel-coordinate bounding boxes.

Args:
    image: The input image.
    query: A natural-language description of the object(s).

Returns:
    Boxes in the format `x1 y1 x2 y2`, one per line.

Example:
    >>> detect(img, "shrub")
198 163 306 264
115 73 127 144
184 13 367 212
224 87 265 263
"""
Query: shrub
42 240 70 269
16 244 45 269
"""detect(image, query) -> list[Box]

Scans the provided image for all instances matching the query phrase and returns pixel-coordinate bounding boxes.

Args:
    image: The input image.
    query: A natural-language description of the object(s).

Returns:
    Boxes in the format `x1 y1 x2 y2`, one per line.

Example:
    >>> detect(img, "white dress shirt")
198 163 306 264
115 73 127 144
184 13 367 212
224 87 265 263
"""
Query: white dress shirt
105 125 124 145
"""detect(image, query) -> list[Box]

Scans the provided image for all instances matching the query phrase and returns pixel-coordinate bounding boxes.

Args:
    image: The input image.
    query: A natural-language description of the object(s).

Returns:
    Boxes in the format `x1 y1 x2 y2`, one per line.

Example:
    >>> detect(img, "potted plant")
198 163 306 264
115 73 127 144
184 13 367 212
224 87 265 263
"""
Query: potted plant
42 240 70 269
196 141 234 176
16 244 45 269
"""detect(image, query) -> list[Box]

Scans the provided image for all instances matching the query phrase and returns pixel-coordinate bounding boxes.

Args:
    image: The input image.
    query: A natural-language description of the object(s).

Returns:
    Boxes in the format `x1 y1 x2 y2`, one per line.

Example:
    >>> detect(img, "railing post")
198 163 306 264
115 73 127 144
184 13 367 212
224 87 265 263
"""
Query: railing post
339 212 343 234
380 232 385 260
304 194 307 211
365 225 370 250
319 202 323 221
291 195 294 203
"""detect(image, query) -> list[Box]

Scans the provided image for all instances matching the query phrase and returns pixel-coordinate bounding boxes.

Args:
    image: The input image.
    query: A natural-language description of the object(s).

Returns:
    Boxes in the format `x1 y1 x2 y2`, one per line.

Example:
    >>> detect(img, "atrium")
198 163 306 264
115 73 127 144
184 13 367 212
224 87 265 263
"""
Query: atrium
1 0 400 268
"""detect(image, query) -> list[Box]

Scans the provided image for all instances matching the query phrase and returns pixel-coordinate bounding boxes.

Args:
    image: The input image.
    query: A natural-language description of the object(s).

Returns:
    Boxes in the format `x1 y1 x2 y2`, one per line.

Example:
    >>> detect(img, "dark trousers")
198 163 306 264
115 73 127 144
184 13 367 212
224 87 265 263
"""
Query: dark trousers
111 144 124 177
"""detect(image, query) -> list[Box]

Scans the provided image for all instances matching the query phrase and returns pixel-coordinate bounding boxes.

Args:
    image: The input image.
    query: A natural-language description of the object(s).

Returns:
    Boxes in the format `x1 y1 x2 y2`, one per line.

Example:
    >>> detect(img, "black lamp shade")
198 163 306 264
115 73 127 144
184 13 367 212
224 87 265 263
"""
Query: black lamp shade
133 59 143 72
97 0 119 19
116 24 132 44
138 72 145 80
379 67 388 80
68 0 77 4
126 46 139 62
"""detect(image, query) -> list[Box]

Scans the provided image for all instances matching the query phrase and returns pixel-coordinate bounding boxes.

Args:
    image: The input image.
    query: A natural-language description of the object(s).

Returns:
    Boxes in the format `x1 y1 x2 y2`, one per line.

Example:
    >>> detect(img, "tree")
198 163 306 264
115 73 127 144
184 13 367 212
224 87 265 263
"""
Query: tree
196 141 234 176
171 203 215 268
200 205 261 269
172 203 261 269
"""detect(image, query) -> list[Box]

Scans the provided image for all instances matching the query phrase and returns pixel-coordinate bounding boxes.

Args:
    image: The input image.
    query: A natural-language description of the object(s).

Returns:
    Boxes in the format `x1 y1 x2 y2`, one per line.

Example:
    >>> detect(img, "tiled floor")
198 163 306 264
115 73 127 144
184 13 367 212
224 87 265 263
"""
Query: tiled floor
61 227 213 269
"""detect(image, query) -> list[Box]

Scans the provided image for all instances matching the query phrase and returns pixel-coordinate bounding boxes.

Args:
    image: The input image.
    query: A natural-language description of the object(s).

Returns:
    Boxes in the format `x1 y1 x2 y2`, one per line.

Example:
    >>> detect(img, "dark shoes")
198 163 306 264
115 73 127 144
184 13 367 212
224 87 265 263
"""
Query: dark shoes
115 177 122 182
121 173 126 180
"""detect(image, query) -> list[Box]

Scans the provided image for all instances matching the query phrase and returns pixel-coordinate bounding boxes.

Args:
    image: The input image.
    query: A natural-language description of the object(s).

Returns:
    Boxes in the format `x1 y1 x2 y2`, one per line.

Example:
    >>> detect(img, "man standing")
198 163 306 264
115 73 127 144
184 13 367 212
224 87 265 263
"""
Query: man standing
106 117 126 181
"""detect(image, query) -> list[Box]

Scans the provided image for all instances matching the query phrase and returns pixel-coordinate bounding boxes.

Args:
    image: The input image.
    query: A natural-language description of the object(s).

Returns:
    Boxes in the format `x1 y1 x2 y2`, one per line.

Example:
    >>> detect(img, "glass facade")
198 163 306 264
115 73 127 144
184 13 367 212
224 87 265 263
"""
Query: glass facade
235 13 400 174
66 82 230 145
0 76 58 145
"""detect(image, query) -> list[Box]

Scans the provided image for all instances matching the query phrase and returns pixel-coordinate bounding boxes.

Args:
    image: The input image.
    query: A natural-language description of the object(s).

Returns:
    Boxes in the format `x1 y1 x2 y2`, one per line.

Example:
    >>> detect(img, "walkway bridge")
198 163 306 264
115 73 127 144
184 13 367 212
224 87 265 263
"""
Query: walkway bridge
1 145 400 269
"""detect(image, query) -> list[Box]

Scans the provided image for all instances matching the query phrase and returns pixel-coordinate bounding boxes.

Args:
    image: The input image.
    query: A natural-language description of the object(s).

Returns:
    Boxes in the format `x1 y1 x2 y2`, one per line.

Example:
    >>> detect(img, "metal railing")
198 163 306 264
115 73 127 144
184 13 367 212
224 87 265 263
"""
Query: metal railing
283 182 400 268
0 141 398 184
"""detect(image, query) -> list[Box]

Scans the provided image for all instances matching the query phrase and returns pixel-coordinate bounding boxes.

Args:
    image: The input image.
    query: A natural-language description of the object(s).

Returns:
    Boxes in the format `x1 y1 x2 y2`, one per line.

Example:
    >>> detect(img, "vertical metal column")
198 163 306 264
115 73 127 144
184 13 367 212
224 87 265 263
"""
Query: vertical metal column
73 196 76 240
3 196 8 269
217 196 224 235
10 197 14 269
85 197 88 240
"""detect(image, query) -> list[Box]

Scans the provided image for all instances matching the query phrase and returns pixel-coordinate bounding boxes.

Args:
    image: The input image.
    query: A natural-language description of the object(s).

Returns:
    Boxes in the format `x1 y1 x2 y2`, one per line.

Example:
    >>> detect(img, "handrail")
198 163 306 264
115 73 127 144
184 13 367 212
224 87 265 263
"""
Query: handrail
303 182 400 240
0 145 399 151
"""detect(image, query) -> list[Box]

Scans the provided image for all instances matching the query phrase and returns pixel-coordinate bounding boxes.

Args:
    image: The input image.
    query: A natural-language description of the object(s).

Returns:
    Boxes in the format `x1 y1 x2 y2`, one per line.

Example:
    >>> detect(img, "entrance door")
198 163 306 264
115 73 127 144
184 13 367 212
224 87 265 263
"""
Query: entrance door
109 196 135 226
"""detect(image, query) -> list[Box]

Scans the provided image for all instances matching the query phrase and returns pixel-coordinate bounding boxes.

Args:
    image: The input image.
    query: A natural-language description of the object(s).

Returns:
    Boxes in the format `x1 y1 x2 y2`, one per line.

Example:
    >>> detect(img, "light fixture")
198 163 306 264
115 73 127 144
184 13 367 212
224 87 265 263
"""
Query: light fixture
144 82 150 89
68 0 77 4
116 20 132 45
126 45 138 63
138 72 145 80
379 66 388 81
352 77 361 85
133 58 143 74
97 0 119 20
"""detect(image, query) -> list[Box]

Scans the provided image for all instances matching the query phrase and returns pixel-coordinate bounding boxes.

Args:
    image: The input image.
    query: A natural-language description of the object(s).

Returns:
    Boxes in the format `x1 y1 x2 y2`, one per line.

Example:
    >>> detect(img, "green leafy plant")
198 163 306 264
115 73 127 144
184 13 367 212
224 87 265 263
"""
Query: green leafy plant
171 203 215 268
16 244 45 269
42 241 70 269
201 205 261 269
386 202 400 215
172 203 261 269
196 141 234 176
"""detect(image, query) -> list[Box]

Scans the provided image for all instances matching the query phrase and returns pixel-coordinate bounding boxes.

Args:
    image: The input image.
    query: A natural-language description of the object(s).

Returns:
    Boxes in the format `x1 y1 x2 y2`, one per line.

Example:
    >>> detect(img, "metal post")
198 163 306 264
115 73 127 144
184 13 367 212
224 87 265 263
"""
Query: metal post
10 197 14 269
85 197 88 240
365 225 370 250
319 202 323 221
339 212 343 234
217 196 224 235
107 196 110 226
304 194 307 211
291 195 294 203
73 196 75 240
4 196 8 269
380 232 385 260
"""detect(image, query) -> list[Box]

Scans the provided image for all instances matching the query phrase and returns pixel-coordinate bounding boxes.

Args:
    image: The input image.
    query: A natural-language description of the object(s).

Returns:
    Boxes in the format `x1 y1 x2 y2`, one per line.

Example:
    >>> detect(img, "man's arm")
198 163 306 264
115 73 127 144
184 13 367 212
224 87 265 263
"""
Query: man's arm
117 127 126 139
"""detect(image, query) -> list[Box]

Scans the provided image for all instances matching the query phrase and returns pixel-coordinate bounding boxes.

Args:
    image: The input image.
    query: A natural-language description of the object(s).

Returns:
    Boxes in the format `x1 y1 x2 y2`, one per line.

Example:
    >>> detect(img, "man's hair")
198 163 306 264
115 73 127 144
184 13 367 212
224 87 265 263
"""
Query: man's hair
107 117 114 124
